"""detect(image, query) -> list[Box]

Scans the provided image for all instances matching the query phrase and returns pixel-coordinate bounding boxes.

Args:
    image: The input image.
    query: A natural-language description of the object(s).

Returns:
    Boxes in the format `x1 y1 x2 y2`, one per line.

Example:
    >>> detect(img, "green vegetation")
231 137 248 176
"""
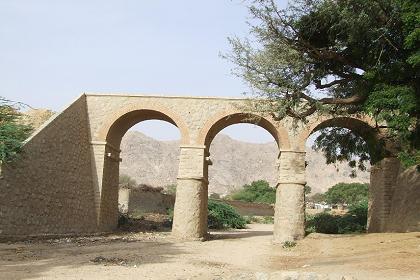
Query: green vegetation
227 180 276 204
167 200 247 230
306 200 368 234
119 174 137 189
164 184 177 195
226 0 420 169
244 215 274 224
207 200 247 229
0 97 32 166
324 183 369 205
282 241 297 249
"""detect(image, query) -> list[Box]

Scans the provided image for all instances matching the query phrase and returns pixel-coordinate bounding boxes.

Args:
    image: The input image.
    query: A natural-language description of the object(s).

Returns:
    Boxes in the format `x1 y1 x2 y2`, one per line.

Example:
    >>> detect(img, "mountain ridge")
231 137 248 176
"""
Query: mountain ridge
120 131 370 195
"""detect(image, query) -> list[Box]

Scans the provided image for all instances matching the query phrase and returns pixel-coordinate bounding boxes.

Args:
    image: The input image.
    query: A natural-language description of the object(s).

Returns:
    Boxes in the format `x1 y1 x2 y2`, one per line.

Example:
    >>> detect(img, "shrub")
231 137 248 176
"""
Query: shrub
166 200 247 230
208 199 247 229
262 216 274 224
305 200 368 234
282 241 297 248
228 180 276 204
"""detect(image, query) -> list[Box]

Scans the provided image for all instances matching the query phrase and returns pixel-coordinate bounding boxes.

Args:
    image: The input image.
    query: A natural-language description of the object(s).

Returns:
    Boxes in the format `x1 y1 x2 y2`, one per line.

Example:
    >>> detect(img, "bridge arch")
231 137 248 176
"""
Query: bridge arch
296 116 384 162
93 102 190 231
96 102 190 147
197 111 290 149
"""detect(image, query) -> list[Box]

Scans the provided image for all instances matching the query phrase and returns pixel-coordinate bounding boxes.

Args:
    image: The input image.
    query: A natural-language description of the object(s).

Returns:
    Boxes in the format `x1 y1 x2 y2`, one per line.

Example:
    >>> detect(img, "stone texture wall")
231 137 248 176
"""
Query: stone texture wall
0 95 98 238
367 158 401 233
118 189 175 215
385 166 420 232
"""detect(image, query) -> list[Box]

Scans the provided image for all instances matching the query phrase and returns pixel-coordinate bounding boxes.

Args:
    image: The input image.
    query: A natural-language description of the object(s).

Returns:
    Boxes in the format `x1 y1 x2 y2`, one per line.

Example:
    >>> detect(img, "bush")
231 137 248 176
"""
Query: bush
228 180 276 204
306 200 368 234
208 200 247 229
166 200 247 230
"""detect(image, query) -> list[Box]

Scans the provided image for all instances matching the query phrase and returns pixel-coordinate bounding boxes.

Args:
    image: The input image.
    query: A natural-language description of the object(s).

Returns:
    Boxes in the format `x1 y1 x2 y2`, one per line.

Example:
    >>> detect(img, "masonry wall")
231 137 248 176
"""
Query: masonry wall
385 166 420 232
215 199 274 216
367 158 401 232
0 95 98 238
118 189 175 215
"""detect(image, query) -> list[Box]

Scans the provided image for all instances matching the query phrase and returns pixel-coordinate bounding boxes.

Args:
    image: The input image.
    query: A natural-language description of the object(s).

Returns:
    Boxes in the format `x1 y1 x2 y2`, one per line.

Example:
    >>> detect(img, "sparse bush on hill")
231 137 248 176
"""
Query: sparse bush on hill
227 180 276 204
119 174 137 189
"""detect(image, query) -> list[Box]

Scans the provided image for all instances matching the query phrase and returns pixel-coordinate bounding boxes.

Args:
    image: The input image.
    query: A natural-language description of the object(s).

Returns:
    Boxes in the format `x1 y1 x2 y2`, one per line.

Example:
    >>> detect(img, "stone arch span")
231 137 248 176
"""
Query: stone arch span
96 102 190 147
94 103 190 231
296 116 384 162
197 111 290 149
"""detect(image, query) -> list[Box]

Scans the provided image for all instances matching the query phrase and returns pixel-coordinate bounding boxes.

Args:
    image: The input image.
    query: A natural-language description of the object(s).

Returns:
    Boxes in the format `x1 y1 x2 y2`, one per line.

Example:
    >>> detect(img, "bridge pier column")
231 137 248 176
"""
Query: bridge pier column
273 150 306 243
172 145 208 240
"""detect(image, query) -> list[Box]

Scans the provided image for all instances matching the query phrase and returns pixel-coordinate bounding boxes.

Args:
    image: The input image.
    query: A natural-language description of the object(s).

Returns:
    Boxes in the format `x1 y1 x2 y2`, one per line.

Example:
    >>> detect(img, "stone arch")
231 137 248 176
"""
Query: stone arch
296 115 384 162
96 102 190 147
94 102 189 231
197 110 290 149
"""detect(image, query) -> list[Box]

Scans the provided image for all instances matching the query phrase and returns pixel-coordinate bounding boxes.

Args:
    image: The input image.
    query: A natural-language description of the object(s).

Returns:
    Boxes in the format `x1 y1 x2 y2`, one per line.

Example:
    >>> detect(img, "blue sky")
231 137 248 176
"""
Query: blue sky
0 0 288 142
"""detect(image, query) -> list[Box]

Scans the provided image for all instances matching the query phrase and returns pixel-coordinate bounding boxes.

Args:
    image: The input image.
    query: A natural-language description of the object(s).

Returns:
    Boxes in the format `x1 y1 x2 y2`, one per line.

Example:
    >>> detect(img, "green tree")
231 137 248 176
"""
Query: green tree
308 192 325 203
228 180 276 204
119 174 137 189
324 183 369 205
0 97 32 167
226 0 419 168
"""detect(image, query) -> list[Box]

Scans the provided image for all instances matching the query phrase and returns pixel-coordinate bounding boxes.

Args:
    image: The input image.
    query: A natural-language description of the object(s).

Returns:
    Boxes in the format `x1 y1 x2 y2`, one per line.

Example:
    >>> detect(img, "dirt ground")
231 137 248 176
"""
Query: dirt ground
1 224 420 280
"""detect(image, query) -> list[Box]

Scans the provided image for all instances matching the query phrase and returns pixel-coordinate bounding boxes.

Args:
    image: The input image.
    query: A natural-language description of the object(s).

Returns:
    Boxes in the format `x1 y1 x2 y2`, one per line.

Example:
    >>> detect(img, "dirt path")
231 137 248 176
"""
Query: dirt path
1 224 419 279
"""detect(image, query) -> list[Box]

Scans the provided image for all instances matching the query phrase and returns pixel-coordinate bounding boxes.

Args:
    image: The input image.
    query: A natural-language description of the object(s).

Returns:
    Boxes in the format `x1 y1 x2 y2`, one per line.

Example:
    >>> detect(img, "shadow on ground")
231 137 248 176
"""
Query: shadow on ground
0 233 183 280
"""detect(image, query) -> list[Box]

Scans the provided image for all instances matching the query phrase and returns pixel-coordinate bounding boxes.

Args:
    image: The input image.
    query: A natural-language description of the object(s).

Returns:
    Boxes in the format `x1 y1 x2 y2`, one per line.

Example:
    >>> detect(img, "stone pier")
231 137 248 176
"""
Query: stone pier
274 150 306 243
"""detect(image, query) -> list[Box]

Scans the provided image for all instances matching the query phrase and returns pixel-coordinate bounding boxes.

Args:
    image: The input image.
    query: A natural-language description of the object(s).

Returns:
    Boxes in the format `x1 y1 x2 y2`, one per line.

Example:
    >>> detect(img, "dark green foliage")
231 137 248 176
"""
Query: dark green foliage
304 185 312 195
313 128 372 174
226 0 420 168
228 180 276 204
308 192 325 203
208 200 247 229
0 97 32 164
324 183 369 205
167 200 247 230
306 200 368 234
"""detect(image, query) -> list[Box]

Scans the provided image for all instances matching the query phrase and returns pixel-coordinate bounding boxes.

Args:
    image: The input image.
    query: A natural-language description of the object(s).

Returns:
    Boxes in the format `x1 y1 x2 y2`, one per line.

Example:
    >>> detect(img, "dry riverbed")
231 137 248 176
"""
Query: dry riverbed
1 224 419 280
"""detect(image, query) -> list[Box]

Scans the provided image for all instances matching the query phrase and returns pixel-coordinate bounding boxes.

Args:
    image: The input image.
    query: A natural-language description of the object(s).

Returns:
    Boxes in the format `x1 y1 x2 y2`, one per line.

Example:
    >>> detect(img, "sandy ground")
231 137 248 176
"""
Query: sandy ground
1 224 420 280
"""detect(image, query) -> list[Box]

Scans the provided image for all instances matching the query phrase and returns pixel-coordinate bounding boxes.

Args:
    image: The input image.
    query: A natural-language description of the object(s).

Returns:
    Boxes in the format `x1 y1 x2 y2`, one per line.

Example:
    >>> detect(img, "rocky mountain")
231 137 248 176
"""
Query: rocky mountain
120 131 370 195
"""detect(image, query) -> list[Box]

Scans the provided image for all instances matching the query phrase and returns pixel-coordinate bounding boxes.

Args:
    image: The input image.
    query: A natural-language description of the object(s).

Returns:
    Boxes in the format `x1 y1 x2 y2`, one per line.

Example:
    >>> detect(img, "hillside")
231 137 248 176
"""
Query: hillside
120 131 370 195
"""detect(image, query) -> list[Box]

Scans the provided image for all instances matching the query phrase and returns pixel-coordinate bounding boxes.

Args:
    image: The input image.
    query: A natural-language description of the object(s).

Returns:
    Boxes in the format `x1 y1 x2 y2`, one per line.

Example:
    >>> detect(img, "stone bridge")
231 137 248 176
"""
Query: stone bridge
0 94 400 241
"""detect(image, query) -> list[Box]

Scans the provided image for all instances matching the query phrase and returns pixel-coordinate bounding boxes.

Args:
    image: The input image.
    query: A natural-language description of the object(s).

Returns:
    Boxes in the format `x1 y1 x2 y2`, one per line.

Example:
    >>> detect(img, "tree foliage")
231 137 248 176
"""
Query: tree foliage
0 97 32 165
324 182 369 205
119 174 137 189
228 180 276 204
226 0 419 167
